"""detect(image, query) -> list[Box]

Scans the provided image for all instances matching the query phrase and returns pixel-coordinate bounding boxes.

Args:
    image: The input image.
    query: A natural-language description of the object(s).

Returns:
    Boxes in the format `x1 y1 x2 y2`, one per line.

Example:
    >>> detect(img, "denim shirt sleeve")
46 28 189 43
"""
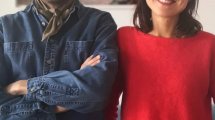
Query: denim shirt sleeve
26 13 118 113
0 19 13 104
0 45 12 105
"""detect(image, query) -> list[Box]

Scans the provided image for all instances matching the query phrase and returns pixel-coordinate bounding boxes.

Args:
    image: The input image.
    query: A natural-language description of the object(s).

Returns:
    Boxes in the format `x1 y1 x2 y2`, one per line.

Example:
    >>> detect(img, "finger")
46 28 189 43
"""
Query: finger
81 55 93 68
80 59 100 69
86 55 100 65
83 55 93 63
90 59 100 66
55 106 68 113
5 84 12 93
81 55 94 66
80 56 100 69
81 55 100 67
5 84 16 95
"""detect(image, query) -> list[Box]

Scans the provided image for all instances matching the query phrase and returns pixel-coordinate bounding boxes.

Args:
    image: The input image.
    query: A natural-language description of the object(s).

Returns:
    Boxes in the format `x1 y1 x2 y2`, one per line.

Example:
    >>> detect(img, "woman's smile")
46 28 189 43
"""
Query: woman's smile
157 0 176 5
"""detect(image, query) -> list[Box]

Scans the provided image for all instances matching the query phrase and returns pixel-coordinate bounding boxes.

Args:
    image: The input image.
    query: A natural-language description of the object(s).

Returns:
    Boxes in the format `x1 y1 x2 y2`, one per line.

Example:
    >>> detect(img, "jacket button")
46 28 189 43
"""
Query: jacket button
42 22 46 26
30 87 35 93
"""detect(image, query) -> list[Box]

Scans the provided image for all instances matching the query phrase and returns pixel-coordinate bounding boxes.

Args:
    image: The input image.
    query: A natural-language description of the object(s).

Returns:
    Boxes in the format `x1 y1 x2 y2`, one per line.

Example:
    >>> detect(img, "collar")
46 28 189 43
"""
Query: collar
25 0 83 26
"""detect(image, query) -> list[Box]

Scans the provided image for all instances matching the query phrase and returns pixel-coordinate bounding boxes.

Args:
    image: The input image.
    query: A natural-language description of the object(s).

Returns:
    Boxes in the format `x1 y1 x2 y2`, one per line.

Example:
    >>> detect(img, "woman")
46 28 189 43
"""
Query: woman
105 0 215 120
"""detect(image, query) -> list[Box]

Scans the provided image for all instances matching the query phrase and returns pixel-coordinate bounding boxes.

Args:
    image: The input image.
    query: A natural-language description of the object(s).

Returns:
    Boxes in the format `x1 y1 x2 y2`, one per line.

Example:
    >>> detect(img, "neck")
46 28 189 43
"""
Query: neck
149 13 179 38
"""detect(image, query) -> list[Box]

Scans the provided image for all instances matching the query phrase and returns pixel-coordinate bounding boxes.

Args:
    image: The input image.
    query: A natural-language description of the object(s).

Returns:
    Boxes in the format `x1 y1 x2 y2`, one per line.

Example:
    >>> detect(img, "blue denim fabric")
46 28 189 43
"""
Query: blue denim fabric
0 0 118 119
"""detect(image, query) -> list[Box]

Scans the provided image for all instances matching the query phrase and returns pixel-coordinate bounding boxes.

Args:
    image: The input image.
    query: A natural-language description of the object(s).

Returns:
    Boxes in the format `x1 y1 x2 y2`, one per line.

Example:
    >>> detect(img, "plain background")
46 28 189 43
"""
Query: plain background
0 0 214 34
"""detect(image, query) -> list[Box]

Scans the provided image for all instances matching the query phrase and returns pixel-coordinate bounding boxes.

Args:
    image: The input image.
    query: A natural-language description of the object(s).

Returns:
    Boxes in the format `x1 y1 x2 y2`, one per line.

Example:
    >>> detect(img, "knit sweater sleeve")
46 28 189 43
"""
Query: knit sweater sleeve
210 37 215 103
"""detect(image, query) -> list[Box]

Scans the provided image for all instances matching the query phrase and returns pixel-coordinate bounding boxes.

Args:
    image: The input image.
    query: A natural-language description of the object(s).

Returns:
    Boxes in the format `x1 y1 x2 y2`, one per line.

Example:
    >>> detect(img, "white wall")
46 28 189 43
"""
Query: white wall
89 5 134 27
0 0 17 16
198 0 215 34
0 0 214 34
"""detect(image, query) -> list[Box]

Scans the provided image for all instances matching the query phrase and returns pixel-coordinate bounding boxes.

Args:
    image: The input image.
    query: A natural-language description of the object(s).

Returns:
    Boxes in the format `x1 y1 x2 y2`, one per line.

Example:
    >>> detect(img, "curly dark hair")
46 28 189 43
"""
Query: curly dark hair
133 0 203 37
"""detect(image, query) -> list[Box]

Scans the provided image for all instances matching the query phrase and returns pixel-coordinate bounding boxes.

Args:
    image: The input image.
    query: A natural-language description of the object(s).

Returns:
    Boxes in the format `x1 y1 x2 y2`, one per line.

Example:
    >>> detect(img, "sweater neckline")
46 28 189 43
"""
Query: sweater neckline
135 28 202 42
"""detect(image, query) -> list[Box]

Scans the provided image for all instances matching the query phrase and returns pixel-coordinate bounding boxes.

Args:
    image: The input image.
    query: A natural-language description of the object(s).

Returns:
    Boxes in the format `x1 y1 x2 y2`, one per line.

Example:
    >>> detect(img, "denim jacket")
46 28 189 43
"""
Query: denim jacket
0 0 118 119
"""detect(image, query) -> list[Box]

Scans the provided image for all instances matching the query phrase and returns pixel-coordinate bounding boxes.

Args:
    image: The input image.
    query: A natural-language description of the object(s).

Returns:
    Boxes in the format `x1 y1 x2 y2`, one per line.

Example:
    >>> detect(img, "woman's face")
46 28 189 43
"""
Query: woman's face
146 0 189 18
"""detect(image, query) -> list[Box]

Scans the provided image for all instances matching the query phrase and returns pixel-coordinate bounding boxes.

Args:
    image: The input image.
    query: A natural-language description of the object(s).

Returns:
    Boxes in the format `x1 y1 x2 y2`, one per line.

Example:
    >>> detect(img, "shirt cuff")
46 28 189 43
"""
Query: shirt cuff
25 76 44 101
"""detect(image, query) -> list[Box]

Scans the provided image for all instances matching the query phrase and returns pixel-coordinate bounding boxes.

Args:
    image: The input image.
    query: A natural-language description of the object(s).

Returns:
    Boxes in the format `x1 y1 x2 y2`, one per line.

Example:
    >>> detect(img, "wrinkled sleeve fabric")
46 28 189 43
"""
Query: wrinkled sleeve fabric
0 19 15 105
26 13 118 113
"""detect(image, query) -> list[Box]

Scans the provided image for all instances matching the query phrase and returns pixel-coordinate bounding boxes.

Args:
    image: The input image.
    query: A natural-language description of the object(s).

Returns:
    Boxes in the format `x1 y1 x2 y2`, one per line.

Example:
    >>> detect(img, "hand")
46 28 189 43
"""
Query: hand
80 55 101 69
55 106 69 113
5 80 27 95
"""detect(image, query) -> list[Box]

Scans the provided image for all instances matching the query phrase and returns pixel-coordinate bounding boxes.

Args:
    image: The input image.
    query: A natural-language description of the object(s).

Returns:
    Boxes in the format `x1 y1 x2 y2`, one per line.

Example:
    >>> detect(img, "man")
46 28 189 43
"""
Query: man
0 0 118 119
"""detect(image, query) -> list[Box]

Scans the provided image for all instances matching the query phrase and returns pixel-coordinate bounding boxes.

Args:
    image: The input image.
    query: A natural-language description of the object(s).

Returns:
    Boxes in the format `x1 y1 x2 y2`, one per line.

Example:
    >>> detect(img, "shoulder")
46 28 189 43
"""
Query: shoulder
117 26 143 38
116 26 141 49
79 5 115 21
78 6 116 28
0 9 31 36
117 26 141 41
197 31 215 47
1 12 23 24
196 31 215 51
118 26 137 34
0 4 32 25
197 31 215 41
0 13 20 42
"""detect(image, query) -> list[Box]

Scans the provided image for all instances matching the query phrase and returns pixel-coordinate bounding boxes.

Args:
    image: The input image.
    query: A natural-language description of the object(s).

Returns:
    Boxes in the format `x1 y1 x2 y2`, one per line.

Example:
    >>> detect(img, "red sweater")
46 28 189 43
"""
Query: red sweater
105 27 215 120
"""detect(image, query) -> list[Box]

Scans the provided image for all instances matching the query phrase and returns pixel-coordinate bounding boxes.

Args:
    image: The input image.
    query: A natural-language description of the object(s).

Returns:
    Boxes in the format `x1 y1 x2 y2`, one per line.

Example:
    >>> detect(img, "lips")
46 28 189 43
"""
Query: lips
157 0 176 5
